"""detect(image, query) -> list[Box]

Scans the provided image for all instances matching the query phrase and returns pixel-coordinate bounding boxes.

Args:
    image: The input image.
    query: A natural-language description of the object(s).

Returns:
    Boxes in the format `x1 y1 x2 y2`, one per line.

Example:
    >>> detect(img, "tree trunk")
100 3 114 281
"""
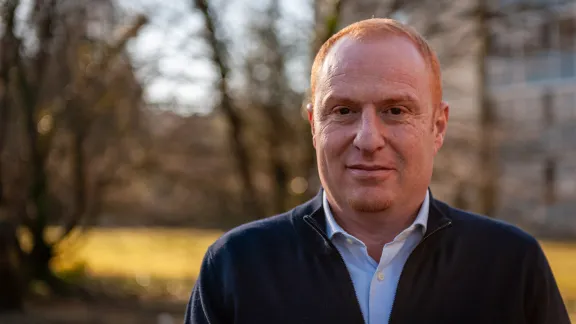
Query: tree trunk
0 220 24 313
194 0 264 218
25 226 83 298
0 1 25 313
542 90 556 205
477 0 498 217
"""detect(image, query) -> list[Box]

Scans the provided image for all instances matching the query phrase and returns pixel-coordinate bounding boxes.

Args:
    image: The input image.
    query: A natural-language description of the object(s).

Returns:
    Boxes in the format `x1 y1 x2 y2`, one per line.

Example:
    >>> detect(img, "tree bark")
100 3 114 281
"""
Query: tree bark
477 0 498 217
0 0 25 313
0 220 24 313
193 0 263 218
542 90 556 205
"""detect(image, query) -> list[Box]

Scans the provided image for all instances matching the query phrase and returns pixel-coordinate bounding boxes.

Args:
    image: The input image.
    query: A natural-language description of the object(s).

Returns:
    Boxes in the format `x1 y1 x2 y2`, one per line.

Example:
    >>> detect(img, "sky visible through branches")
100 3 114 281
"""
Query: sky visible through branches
116 0 313 115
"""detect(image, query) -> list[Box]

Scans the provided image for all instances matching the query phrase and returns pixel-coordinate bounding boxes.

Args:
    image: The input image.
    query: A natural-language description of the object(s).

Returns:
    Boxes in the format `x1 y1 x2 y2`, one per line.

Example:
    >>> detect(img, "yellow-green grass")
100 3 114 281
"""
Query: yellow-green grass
540 242 576 302
50 228 221 280
45 228 575 316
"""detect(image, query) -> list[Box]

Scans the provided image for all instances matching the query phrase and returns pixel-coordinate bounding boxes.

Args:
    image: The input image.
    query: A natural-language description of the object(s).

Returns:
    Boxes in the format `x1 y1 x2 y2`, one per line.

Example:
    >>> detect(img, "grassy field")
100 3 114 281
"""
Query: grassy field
52 228 221 281
49 228 576 317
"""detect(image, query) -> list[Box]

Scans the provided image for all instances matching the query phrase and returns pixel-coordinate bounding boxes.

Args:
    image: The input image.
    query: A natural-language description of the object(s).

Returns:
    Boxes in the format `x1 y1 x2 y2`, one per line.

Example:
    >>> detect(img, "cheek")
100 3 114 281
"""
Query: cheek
316 123 351 156
388 123 434 161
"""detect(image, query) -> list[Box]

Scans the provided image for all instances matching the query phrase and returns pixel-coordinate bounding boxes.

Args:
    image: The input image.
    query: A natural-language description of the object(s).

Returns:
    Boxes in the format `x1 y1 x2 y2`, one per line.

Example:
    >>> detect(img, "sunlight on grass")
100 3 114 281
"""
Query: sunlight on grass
540 242 576 301
51 228 223 280
48 227 575 317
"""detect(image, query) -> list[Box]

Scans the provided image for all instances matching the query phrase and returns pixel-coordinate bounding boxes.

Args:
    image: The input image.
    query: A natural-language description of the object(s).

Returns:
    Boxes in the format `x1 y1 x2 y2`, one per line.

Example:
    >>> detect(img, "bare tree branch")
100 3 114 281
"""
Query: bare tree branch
192 0 263 218
55 15 148 243
0 0 20 208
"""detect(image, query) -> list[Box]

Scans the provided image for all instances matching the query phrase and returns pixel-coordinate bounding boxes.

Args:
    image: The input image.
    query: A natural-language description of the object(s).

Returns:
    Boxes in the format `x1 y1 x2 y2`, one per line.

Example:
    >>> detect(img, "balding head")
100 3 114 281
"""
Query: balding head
310 18 442 106
306 18 449 221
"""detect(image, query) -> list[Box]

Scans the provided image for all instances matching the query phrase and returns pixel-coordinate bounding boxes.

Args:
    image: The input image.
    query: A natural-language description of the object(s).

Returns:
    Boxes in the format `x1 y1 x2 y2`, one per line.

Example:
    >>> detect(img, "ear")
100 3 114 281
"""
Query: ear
306 103 316 149
433 101 449 155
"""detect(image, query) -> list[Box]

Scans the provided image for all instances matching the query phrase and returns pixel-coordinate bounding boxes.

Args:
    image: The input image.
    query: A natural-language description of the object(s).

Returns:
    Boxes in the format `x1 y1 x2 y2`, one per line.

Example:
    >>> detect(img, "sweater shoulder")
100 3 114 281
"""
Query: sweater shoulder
214 212 295 248
437 200 540 249
204 207 309 264
208 195 320 257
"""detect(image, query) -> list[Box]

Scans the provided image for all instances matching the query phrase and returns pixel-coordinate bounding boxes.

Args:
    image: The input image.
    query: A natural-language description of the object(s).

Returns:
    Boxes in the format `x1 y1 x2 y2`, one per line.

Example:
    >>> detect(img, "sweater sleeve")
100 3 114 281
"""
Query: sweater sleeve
184 247 228 324
524 240 571 324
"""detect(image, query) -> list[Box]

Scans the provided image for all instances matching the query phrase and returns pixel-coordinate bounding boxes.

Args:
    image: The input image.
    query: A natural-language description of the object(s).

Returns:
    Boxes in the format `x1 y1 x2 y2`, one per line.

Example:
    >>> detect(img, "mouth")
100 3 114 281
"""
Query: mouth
345 164 395 180
346 164 394 171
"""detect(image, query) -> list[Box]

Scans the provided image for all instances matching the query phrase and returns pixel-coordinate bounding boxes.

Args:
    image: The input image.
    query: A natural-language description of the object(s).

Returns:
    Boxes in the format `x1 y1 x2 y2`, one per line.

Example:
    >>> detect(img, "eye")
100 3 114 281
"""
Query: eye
335 107 352 115
389 107 404 115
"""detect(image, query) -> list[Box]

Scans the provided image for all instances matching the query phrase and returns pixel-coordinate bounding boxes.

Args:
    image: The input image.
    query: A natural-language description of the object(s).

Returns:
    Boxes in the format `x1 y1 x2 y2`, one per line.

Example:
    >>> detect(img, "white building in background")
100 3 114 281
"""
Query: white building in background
487 0 576 235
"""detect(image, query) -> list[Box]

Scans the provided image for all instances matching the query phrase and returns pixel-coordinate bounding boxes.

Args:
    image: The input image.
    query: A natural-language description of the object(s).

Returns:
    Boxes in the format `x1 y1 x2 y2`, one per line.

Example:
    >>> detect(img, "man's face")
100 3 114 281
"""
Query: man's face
309 35 448 214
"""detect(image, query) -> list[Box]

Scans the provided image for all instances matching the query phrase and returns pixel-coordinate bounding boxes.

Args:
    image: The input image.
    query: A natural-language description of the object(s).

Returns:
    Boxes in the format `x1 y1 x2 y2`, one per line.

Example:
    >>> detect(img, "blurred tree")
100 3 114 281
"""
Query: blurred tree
167 0 572 227
190 0 343 219
193 0 264 218
0 0 147 309
0 221 23 312
476 0 498 217
0 0 27 311
240 0 322 214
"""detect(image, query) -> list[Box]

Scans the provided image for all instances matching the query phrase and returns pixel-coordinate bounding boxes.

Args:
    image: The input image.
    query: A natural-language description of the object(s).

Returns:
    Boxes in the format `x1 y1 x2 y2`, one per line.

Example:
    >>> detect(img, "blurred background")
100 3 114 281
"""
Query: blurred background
0 0 575 323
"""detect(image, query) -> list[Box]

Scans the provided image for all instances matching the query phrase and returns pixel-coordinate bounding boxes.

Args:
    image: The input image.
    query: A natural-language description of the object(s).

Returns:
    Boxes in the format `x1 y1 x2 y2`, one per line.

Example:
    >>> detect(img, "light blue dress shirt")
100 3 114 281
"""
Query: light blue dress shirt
323 191 429 324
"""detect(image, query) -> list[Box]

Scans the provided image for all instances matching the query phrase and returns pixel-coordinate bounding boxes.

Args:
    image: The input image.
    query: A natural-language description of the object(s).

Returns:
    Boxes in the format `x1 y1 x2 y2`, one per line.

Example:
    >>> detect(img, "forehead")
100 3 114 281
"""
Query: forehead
317 35 431 104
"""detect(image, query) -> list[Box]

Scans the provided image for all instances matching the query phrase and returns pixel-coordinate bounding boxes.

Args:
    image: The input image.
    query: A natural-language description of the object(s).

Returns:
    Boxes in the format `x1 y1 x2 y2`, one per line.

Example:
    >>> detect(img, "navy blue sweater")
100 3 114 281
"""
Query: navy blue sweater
185 191 570 324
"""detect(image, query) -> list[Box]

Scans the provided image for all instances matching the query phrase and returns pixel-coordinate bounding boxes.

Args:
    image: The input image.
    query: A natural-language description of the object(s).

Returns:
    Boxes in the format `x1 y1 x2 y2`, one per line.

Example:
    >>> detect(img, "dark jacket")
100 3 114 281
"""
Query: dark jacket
185 191 570 324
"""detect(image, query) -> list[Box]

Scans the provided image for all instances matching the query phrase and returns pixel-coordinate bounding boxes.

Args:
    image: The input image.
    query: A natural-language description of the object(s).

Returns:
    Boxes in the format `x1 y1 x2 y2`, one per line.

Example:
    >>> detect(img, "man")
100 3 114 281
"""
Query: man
185 18 570 324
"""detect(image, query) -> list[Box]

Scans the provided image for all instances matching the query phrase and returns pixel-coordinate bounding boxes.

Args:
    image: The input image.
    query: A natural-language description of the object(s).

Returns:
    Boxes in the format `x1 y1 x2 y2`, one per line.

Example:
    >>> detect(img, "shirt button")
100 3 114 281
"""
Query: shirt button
346 238 354 245
377 271 385 281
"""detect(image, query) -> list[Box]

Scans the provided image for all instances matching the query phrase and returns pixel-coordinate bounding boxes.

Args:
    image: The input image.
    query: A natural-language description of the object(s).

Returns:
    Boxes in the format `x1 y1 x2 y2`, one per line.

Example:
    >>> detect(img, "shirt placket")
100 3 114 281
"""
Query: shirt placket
368 228 415 324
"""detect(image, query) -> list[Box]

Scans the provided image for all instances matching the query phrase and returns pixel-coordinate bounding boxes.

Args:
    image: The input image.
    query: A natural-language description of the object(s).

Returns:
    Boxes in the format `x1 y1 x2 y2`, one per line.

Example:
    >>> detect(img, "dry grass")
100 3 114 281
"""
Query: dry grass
540 242 576 302
48 227 576 318
51 228 220 281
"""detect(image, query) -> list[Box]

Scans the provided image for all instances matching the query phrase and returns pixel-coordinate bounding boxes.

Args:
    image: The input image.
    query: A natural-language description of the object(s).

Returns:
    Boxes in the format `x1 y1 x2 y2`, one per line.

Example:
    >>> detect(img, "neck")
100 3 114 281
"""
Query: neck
330 197 425 262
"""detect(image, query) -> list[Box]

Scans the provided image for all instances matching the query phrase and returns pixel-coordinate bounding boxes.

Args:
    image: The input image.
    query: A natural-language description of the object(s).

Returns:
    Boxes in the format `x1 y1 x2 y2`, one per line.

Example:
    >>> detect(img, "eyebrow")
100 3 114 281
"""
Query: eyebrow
322 92 419 108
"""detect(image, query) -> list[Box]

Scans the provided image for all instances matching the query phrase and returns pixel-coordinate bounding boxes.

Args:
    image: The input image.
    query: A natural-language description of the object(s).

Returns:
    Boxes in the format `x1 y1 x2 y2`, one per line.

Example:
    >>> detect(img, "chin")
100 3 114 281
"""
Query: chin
346 188 394 213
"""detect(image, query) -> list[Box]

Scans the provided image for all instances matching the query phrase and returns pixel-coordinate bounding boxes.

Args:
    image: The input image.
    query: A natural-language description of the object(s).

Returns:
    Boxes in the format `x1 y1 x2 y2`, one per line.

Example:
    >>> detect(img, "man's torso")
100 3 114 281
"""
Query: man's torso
187 195 569 324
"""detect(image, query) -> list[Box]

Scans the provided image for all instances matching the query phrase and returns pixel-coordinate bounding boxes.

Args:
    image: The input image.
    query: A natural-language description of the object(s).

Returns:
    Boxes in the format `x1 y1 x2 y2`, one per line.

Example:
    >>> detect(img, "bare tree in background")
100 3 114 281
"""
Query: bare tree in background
0 0 147 309
193 0 264 218
240 0 299 214
190 0 343 217
0 0 22 311
173 0 573 227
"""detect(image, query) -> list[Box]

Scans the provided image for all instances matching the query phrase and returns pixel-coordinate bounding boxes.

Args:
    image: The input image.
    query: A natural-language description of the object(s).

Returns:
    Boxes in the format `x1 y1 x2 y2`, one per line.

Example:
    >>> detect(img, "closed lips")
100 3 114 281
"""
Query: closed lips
347 164 393 171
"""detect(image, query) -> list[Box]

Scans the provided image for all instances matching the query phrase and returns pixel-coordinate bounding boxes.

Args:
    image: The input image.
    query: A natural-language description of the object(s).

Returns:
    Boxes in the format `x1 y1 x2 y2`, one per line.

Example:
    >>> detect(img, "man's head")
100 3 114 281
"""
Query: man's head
307 18 449 215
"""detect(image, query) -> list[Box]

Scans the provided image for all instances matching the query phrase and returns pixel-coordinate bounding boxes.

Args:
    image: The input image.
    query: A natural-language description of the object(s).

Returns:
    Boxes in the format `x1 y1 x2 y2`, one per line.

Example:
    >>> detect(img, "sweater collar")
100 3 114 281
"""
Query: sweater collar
303 188 451 241
322 189 430 240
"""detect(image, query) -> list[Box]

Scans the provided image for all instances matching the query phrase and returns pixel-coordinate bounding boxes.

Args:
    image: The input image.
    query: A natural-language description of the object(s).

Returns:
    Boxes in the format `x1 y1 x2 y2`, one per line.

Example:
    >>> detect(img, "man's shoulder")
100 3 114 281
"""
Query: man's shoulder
207 199 317 259
437 200 540 249
212 212 296 250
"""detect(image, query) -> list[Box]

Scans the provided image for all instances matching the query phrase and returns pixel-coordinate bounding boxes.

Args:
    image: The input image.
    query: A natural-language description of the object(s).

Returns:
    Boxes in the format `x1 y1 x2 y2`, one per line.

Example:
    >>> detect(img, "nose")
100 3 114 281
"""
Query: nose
353 107 385 153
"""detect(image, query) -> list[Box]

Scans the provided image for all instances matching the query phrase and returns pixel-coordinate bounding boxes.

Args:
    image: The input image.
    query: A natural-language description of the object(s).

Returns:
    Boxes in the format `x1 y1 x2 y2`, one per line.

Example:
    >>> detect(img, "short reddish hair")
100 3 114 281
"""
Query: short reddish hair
310 18 442 105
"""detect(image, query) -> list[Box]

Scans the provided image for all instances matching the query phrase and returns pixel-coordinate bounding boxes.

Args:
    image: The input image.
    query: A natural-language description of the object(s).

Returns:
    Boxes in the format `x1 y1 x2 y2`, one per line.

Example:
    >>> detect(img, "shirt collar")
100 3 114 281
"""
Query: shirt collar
323 190 430 239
